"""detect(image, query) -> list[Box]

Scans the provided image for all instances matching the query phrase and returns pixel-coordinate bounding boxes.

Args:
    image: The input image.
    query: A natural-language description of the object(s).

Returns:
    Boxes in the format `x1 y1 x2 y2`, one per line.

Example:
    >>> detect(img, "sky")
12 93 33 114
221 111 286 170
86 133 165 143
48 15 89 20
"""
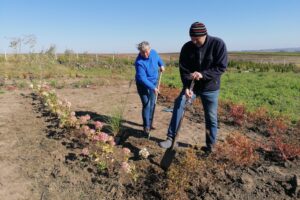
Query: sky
1 0 300 53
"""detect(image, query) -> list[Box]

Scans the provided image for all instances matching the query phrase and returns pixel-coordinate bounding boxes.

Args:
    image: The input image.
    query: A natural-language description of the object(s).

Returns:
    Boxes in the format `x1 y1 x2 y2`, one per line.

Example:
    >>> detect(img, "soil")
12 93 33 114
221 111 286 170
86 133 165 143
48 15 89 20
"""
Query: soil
0 79 299 200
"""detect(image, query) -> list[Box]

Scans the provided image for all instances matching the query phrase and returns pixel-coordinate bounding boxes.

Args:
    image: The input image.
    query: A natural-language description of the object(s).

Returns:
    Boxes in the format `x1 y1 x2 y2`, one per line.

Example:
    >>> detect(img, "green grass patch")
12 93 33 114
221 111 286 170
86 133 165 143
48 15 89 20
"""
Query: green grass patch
220 72 300 122
0 61 134 81
162 67 300 122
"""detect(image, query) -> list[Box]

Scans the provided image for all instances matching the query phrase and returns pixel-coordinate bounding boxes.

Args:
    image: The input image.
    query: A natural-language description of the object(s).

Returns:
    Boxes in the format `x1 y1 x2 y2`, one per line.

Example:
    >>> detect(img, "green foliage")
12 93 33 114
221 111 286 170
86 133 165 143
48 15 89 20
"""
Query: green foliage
161 66 182 88
220 72 300 122
16 80 28 89
162 66 300 122
107 107 124 137
72 79 94 88
97 161 108 172
48 79 65 89
228 60 296 73
0 53 134 81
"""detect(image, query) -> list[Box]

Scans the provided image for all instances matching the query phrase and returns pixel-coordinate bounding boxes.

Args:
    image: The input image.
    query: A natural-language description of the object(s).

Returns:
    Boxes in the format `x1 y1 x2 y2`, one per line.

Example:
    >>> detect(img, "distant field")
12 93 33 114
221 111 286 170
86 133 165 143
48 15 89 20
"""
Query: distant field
159 52 300 66
1 51 300 65
229 52 300 67
1 52 299 122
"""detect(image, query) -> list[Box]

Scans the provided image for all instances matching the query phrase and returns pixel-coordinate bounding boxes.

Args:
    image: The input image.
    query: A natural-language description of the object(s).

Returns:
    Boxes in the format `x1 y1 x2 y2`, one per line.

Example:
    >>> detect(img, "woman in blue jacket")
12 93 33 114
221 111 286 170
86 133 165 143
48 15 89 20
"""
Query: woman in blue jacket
135 41 165 136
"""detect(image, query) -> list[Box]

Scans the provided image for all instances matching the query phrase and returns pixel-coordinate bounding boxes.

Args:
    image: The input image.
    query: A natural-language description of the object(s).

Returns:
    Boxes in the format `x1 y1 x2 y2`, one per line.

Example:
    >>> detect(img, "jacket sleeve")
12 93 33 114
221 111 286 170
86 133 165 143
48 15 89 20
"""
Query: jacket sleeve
135 63 156 90
157 54 164 67
201 41 227 80
179 45 192 89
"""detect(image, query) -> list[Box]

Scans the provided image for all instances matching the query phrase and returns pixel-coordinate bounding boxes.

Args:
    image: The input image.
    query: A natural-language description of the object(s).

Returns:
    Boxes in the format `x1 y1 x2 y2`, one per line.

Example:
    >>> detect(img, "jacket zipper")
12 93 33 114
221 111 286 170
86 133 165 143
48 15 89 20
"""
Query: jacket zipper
200 51 202 66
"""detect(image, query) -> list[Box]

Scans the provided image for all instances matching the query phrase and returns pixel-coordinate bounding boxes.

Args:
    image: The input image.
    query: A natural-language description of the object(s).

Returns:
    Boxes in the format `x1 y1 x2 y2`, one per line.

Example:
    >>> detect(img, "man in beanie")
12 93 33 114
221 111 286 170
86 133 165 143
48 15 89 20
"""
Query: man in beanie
135 41 165 137
159 22 227 154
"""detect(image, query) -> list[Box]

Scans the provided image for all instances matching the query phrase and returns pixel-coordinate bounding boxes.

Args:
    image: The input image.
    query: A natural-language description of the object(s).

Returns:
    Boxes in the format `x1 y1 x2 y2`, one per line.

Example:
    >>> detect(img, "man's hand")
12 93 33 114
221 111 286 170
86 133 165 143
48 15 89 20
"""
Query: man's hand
191 72 203 80
160 66 165 72
185 88 193 99
154 88 159 96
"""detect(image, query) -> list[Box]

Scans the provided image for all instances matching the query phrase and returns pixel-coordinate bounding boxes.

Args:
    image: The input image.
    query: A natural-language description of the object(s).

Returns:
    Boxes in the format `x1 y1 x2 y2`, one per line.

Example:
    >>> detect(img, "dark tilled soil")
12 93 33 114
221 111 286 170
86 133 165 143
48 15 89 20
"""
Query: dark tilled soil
0 80 299 200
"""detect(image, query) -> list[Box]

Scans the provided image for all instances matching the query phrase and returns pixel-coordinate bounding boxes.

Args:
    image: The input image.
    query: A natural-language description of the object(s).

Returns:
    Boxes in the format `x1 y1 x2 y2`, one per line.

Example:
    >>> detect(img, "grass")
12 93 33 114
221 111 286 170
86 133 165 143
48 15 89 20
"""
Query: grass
1 54 299 122
221 72 300 122
0 55 134 80
106 107 124 137
162 66 300 122
230 51 300 56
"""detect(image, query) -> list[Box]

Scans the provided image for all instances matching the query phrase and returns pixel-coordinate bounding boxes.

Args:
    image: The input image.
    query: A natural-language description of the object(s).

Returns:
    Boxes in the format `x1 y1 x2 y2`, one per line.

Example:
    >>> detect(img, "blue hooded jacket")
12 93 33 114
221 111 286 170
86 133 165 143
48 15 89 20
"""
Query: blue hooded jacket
135 49 164 90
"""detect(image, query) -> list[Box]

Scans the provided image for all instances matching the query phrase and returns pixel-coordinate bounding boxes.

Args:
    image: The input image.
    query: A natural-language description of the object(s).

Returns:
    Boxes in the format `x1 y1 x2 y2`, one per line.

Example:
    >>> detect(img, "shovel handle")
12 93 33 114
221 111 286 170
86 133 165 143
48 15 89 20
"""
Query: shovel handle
189 79 195 91
155 71 162 103
171 78 195 150
187 79 195 103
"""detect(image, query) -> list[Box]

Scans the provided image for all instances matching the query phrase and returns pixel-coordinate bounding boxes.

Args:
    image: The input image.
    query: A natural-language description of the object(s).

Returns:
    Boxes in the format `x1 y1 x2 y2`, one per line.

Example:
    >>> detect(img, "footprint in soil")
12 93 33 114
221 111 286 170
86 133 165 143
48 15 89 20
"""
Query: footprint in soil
65 152 77 162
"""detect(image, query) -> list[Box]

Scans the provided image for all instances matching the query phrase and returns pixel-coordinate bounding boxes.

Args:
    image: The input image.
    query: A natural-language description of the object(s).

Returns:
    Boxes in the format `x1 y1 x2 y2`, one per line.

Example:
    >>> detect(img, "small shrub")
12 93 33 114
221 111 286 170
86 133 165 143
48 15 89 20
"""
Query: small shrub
107 108 123 137
166 148 203 200
214 132 259 167
269 135 300 161
267 118 288 135
228 104 246 126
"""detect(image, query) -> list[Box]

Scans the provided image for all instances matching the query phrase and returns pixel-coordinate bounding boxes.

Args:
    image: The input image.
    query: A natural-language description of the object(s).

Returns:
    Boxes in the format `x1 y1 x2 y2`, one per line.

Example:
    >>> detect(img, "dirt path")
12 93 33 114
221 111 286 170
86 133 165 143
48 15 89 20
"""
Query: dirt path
0 91 35 199
56 81 235 148
2 83 225 200
0 91 107 200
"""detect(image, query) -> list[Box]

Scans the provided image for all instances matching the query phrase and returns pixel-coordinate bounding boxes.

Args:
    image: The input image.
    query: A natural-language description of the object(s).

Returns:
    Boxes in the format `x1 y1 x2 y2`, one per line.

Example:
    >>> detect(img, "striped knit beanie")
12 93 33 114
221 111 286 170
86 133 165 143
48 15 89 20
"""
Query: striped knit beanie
189 22 207 37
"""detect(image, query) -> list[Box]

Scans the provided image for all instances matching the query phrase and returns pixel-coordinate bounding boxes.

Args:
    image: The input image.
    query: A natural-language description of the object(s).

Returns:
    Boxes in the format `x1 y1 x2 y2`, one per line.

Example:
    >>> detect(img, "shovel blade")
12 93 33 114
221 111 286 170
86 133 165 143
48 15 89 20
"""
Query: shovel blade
160 148 176 170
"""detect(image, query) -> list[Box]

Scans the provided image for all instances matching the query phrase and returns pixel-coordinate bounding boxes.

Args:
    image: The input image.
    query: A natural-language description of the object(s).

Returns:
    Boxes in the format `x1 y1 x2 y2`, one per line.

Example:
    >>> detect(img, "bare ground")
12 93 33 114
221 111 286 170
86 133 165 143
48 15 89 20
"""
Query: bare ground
0 79 299 200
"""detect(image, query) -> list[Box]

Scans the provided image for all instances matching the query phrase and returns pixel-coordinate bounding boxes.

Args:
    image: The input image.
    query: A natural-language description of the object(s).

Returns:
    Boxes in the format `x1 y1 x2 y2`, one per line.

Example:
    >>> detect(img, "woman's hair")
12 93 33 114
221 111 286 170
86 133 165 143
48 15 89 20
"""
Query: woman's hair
137 41 150 51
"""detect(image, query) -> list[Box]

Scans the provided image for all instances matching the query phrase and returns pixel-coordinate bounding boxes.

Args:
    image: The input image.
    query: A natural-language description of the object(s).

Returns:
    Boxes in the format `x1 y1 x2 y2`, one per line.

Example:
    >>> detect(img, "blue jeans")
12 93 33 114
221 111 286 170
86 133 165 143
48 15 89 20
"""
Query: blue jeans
167 89 219 148
136 83 156 129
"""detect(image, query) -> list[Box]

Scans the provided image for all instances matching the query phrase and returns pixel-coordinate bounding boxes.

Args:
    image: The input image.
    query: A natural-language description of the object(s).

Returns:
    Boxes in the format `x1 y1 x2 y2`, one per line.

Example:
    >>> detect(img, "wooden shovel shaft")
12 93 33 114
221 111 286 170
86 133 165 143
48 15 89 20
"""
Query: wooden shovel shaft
155 71 162 103
148 71 162 139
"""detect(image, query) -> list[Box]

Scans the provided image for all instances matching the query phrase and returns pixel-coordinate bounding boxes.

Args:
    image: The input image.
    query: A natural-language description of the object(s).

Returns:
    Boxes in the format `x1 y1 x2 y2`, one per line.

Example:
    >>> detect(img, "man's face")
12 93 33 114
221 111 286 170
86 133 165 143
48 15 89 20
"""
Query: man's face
191 35 206 47
140 48 150 58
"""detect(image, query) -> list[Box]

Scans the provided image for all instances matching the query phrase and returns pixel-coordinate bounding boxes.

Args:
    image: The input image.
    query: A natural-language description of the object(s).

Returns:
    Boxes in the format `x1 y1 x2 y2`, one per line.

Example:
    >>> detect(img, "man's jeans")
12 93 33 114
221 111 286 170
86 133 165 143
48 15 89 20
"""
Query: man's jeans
167 89 219 148
136 83 155 129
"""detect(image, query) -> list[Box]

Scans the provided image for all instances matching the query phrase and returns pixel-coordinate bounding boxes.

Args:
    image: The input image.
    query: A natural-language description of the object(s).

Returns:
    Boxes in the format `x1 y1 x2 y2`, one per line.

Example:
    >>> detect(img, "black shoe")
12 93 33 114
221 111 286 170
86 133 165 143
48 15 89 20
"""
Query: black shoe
200 146 212 157
143 127 150 138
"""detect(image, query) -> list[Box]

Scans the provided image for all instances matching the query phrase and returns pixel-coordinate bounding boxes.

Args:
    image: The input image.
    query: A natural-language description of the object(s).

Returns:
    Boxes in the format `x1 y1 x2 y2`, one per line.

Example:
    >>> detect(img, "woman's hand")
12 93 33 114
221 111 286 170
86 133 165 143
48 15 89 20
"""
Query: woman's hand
154 88 159 96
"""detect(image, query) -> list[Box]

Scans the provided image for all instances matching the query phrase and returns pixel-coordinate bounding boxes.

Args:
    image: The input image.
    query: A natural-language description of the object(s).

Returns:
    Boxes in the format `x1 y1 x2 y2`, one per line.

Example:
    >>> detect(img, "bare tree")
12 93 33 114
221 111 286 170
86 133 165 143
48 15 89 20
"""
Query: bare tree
23 34 37 53
9 37 22 54
45 45 56 55
64 49 74 55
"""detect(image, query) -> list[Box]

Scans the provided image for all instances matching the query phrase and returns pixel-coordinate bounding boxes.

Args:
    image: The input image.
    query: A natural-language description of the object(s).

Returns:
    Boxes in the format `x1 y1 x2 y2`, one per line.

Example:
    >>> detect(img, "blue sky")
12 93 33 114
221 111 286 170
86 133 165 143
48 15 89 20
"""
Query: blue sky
1 0 300 53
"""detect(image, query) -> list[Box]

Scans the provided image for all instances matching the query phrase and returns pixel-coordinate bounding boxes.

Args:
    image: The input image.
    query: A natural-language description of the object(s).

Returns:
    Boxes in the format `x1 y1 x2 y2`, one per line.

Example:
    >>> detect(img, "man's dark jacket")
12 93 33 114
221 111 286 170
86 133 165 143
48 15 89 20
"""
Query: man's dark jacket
179 35 228 92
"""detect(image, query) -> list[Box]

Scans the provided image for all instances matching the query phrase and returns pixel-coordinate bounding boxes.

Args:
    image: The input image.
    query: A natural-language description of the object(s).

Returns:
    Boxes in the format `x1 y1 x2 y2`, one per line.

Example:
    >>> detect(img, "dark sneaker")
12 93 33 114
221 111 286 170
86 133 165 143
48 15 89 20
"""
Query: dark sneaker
159 137 173 149
200 146 212 157
143 127 150 138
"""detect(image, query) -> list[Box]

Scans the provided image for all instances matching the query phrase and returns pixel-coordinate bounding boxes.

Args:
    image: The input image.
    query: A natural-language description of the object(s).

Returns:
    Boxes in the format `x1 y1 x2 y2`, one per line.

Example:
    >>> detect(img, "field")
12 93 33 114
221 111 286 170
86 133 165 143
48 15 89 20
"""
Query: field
0 52 300 200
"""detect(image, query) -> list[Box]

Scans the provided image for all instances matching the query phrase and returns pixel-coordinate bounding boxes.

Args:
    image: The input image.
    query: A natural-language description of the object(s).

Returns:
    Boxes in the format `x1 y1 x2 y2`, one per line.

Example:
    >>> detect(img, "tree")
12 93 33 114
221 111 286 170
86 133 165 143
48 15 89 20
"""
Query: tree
23 34 37 53
9 37 22 54
45 45 56 55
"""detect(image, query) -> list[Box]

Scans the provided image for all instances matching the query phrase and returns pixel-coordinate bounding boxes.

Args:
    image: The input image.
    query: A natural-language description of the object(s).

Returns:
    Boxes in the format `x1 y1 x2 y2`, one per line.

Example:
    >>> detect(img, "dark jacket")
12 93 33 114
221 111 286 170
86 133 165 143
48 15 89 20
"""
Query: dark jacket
179 35 228 92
